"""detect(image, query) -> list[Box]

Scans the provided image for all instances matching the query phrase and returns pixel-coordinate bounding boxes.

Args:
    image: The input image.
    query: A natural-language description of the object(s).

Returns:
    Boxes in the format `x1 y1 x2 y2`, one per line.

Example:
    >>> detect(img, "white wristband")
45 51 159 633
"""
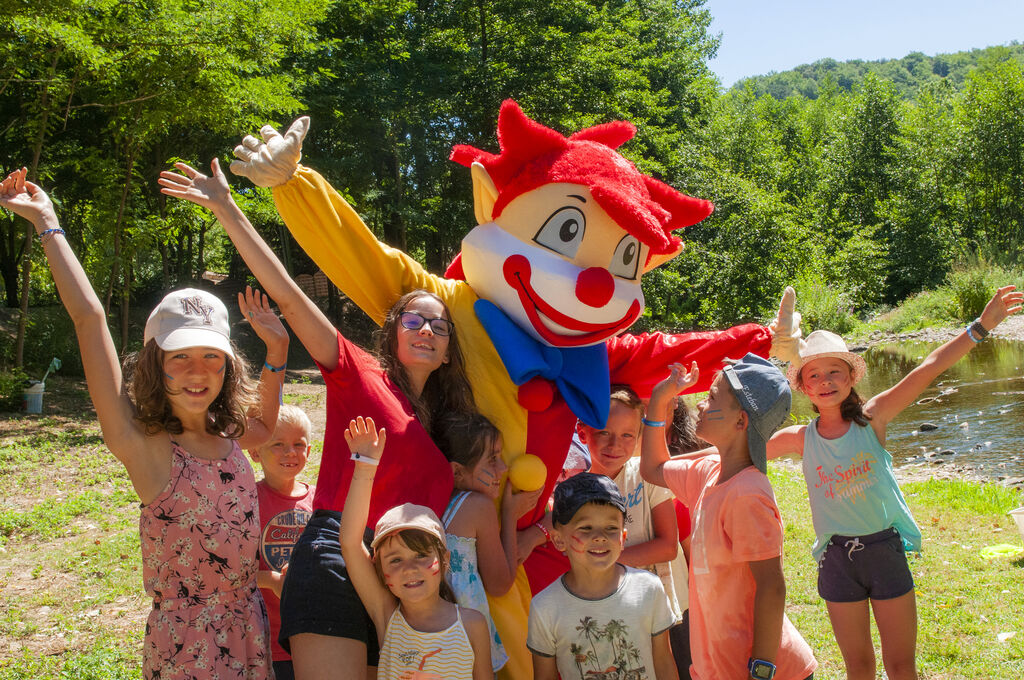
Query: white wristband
350 452 380 466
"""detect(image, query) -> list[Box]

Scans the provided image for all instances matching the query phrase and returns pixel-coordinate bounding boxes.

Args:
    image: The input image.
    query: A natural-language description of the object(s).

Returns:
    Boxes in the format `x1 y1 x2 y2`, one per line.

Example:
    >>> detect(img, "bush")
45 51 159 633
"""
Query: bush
869 289 955 334
793 272 857 336
0 367 29 411
946 266 998 322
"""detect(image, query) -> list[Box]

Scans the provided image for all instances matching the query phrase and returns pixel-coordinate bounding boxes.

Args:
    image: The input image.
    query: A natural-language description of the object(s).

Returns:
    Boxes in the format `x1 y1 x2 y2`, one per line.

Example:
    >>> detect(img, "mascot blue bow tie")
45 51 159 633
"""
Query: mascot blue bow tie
475 299 610 429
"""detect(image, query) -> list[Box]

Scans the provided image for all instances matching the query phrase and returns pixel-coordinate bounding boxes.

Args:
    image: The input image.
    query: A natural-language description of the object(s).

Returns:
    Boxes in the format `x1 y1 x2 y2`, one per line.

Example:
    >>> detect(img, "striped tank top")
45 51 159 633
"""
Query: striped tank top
377 604 475 680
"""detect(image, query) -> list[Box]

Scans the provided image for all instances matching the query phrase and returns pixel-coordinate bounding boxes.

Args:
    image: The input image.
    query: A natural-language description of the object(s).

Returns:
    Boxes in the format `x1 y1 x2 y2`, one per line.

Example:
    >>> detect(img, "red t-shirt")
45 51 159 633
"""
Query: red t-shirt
675 498 691 544
314 332 453 524
256 479 315 662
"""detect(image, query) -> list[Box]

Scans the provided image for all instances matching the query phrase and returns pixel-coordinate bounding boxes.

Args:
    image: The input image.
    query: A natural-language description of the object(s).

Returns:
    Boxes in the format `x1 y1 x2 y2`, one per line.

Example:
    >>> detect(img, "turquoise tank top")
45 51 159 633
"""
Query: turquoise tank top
802 420 922 560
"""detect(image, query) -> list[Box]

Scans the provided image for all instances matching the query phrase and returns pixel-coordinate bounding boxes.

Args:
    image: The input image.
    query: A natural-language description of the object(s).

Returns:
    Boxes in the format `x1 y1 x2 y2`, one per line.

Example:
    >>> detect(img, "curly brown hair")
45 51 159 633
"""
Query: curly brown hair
124 339 260 438
375 290 475 434
373 529 457 603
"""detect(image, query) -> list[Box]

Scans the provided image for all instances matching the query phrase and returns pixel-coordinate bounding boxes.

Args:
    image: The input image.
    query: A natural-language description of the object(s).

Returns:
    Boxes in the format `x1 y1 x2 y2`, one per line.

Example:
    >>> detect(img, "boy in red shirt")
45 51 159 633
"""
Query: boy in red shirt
249 404 317 680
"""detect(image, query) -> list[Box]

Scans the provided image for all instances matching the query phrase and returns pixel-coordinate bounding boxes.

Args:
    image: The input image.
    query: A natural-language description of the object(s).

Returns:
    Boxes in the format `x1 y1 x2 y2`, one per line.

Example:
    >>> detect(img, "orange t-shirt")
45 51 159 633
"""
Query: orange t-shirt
663 455 816 680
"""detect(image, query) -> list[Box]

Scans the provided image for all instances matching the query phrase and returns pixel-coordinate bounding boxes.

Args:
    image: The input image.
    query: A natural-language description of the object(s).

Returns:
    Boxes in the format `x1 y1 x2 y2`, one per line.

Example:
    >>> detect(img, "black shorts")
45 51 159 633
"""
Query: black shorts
817 527 915 603
278 510 380 665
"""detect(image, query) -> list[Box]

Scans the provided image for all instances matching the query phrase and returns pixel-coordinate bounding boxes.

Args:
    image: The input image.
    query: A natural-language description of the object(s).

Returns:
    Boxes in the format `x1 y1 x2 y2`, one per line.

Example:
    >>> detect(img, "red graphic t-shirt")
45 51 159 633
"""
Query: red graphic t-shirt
256 479 315 661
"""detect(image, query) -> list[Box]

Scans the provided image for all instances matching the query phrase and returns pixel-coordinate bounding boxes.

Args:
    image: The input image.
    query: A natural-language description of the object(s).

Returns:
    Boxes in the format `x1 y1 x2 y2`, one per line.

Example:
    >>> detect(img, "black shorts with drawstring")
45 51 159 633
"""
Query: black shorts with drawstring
817 527 915 602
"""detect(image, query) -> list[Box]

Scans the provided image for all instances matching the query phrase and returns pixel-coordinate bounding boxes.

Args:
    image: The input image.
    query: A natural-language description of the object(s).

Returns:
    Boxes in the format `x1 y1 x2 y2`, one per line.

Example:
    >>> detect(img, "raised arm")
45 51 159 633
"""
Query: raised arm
158 160 339 369
0 169 154 483
640 362 699 487
235 286 288 450
866 285 1023 429
339 417 396 631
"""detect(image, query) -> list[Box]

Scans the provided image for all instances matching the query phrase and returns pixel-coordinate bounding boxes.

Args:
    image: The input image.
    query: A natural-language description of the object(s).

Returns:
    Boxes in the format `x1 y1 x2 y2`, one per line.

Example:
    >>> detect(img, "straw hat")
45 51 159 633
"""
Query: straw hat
786 330 867 387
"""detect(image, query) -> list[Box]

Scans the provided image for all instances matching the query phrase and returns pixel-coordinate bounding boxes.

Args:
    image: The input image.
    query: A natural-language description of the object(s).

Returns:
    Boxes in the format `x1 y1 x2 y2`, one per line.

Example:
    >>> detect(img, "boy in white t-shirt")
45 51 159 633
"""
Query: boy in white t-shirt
528 473 678 680
577 387 683 649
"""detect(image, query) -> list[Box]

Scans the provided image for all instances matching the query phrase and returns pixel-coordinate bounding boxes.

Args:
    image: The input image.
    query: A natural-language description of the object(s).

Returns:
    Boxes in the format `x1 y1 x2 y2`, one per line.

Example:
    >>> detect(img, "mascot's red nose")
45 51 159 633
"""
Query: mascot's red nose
575 267 615 308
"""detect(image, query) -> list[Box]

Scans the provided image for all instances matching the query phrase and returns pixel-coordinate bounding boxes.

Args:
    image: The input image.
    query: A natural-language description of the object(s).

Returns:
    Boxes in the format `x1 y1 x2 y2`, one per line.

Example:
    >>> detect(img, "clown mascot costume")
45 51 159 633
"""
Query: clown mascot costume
230 100 801 680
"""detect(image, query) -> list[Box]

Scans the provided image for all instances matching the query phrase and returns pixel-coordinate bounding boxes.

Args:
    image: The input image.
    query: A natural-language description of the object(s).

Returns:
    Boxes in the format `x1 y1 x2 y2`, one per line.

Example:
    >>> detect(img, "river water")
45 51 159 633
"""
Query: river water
789 338 1024 480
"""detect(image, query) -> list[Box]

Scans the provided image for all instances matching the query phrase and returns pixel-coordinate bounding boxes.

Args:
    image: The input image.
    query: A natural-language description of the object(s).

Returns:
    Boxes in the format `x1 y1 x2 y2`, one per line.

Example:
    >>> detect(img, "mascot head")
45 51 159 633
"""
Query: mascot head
449 100 713 347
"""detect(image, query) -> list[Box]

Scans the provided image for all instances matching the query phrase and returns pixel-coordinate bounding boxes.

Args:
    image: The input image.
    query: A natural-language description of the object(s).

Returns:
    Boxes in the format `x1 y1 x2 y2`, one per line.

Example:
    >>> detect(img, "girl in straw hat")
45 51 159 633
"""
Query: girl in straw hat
769 286 1022 680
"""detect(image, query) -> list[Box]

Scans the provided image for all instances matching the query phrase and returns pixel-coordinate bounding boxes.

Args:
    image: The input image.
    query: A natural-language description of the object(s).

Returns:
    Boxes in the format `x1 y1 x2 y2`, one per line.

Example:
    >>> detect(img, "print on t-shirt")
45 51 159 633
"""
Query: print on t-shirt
813 449 877 502
260 507 313 570
565 615 650 680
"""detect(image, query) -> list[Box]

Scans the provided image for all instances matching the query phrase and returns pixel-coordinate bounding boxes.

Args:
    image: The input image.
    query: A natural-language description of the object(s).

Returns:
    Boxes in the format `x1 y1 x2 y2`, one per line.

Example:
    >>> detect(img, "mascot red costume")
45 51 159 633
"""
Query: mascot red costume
230 100 801 679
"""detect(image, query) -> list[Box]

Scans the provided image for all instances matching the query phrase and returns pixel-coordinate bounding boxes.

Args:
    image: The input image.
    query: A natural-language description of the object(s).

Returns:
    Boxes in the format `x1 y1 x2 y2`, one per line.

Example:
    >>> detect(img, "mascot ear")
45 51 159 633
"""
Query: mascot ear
471 162 499 225
643 241 684 273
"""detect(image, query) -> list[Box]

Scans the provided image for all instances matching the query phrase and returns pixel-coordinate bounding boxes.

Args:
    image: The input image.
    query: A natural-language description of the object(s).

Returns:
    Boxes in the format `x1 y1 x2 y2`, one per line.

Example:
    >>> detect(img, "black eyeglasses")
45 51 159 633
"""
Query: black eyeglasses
399 311 454 337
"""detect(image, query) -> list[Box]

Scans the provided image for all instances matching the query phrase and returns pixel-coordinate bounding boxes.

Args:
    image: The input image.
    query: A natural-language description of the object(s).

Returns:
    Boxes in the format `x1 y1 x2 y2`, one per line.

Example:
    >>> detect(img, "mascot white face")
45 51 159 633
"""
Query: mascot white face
461 181 649 348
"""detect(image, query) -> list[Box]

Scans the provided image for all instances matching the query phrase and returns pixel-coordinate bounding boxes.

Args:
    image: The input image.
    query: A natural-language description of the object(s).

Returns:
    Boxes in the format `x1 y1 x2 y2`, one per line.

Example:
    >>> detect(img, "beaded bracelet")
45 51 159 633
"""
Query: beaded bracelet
534 522 551 543
264 360 287 373
970 319 990 339
39 227 65 239
641 417 666 427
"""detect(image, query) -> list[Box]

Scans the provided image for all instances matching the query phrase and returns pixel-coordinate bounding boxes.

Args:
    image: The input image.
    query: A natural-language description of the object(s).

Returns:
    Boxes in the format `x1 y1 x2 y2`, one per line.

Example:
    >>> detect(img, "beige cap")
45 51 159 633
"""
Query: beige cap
370 503 445 551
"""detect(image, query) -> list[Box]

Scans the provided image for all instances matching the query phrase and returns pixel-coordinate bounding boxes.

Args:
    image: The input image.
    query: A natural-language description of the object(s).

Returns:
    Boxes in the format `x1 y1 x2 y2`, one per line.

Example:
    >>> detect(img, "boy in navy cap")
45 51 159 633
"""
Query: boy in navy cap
640 355 817 680
527 472 678 680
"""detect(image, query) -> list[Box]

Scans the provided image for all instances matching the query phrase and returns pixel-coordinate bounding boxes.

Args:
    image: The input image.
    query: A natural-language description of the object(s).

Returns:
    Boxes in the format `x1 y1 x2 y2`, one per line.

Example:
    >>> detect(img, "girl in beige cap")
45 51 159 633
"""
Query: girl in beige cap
341 416 492 680
770 286 1022 680
1 167 289 679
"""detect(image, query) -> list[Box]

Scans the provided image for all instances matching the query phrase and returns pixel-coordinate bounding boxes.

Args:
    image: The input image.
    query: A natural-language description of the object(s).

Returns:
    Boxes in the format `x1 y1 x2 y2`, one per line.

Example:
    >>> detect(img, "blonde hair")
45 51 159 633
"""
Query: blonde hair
276 403 314 440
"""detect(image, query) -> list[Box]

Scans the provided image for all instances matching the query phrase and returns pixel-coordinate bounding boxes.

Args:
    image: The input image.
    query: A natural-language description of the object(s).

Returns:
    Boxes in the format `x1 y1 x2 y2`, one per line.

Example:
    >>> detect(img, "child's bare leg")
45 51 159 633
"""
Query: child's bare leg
872 591 918 680
826 599 875 680
290 634 366 680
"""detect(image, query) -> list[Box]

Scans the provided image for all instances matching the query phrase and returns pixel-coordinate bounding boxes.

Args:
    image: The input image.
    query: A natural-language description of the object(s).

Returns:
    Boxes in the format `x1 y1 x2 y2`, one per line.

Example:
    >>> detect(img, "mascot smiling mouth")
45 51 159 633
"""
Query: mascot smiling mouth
502 254 641 346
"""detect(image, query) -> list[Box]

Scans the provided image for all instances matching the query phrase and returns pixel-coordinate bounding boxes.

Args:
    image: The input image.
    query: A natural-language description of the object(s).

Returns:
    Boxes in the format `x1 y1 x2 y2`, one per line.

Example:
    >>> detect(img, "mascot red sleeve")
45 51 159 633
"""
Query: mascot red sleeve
231 100 801 680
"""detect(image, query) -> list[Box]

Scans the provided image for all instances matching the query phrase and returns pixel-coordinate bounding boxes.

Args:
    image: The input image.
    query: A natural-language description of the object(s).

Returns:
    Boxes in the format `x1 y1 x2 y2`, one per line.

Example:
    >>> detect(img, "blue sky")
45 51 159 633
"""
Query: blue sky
706 0 1024 87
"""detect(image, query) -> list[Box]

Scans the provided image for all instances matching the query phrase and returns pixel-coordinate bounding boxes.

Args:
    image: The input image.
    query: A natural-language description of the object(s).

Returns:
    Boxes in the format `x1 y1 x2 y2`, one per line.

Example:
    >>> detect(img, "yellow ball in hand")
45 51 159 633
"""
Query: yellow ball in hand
508 453 547 492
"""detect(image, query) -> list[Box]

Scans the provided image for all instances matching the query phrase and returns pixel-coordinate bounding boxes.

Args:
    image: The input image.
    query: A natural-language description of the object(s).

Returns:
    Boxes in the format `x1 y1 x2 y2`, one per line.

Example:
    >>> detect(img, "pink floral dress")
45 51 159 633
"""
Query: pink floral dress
139 440 273 679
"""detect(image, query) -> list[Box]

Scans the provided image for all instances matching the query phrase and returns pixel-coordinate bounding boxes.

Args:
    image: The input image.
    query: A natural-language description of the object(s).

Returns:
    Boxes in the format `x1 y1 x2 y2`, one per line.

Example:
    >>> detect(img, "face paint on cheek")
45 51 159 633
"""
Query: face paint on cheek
164 373 174 380
428 558 440 576
704 409 725 421
217 364 225 374
569 535 586 553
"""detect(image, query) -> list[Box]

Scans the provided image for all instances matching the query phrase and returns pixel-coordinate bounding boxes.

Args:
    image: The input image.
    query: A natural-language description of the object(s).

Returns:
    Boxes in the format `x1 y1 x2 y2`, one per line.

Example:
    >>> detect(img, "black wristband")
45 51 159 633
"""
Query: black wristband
970 319 989 339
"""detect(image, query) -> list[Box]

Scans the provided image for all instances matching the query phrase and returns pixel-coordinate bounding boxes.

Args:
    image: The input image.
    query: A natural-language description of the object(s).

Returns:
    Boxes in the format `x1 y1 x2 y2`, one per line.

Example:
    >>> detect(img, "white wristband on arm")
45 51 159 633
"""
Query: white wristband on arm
350 452 380 466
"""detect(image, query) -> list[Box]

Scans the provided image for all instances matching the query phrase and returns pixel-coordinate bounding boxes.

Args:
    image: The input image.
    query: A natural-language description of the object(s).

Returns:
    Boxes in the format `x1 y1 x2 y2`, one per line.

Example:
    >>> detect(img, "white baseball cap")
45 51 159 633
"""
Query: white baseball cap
144 288 234 357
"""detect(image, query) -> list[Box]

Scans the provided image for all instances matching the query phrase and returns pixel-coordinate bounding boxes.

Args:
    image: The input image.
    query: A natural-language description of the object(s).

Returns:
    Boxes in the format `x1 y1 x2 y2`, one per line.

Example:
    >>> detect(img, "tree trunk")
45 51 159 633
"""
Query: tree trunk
15 47 62 367
104 144 138 322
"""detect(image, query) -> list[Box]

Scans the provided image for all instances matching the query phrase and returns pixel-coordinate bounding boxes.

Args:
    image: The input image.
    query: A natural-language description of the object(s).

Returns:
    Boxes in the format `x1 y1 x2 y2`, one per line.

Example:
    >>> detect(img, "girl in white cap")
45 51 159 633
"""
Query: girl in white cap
1 168 290 678
770 286 1022 680
341 416 492 680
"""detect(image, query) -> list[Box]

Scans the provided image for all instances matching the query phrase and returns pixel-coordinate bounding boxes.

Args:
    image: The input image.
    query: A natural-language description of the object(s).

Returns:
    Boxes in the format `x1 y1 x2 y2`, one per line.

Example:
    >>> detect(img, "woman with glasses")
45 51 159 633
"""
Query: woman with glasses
160 159 475 680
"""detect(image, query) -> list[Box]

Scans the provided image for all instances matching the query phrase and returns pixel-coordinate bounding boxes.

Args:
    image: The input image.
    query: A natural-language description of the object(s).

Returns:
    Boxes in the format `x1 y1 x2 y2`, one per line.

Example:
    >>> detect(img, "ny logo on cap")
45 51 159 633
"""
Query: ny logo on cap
181 295 215 325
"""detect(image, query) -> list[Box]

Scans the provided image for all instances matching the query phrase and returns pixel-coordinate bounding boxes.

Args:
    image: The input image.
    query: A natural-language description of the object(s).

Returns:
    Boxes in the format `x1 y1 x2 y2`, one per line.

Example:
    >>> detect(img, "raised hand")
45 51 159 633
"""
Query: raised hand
158 159 233 212
650 361 700 408
768 286 803 364
345 416 387 466
229 117 309 188
237 286 289 357
980 285 1024 330
0 167 58 230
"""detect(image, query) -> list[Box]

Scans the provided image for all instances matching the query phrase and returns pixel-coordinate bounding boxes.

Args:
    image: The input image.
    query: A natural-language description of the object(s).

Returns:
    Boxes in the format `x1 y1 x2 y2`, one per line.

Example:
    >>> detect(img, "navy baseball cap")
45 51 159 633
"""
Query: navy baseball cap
552 473 626 526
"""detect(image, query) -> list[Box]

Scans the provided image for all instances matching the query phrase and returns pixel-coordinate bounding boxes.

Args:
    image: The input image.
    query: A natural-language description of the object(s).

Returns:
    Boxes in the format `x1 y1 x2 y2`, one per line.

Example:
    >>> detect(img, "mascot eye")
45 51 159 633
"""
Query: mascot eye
534 207 586 259
609 234 640 280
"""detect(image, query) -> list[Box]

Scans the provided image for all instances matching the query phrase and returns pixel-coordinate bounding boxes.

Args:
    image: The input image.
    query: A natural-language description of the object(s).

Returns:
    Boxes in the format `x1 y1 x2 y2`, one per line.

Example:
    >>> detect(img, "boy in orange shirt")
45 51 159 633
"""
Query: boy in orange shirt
640 356 816 680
